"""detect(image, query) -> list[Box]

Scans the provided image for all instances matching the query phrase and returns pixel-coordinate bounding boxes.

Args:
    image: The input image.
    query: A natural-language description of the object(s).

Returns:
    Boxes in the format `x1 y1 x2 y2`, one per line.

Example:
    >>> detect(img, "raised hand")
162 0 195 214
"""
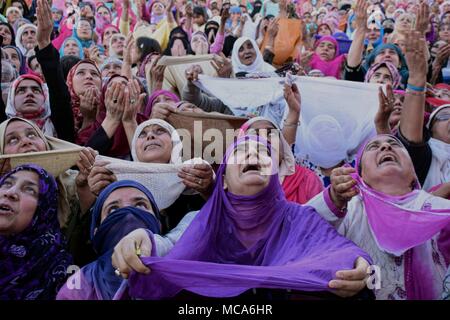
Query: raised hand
123 79 146 123
375 85 395 134
414 1 430 35
354 0 369 32
36 0 53 49
210 54 232 78
404 30 427 86
284 82 301 115
79 87 99 121
105 82 126 123
185 64 204 82
330 166 359 210
75 147 98 188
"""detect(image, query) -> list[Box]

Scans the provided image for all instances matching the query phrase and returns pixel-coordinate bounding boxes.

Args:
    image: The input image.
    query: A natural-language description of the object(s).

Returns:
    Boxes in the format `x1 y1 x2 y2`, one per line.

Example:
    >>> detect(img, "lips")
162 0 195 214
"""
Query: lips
0 202 14 216
377 152 398 166
241 163 262 174
144 141 162 151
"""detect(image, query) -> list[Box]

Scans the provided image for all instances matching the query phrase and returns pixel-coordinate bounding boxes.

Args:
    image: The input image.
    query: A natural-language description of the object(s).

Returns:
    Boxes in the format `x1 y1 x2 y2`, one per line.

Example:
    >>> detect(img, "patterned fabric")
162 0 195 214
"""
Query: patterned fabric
0 164 72 300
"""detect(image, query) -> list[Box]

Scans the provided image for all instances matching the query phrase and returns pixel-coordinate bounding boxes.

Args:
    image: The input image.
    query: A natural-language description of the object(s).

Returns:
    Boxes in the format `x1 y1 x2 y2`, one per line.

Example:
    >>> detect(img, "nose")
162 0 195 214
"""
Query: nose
4 185 19 201
380 142 393 151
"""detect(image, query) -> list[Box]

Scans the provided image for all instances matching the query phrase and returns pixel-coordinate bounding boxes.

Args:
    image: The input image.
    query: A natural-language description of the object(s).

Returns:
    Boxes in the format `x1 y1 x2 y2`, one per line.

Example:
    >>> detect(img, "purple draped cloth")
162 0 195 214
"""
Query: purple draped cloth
123 136 371 299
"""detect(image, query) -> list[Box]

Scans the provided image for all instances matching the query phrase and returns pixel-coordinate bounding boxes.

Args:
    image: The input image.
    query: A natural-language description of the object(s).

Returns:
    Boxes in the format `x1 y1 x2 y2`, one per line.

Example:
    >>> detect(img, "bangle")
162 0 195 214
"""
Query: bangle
405 89 426 96
406 84 426 92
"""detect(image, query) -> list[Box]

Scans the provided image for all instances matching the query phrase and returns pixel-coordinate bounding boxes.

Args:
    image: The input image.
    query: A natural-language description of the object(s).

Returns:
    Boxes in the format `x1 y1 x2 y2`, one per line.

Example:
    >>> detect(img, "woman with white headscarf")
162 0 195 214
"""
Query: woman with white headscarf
231 36 276 76
15 23 37 56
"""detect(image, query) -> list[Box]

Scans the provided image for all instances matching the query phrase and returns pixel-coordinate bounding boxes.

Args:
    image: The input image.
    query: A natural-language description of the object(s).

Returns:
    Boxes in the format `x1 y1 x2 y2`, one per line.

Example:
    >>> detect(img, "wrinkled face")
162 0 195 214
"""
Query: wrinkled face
4 47 21 72
238 40 257 66
170 38 187 57
97 6 111 22
224 140 273 196
110 34 126 56
100 187 154 223
366 26 381 42
135 124 173 163
21 27 37 50
152 2 165 15
361 135 415 189
76 20 93 40
3 120 47 154
191 34 209 55
318 24 332 36
0 25 13 46
369 66 393 85
0 170 39 236
389 93 404 128
63 39 81 57
439 24 450 42
71 63 101 96
103 26 119 47
14 79 45 114
430 107 450 144
396 14 413 31
374 48 400 68
246 120 282 166
101 62 122 78
315 40 336 61
7 9 21 24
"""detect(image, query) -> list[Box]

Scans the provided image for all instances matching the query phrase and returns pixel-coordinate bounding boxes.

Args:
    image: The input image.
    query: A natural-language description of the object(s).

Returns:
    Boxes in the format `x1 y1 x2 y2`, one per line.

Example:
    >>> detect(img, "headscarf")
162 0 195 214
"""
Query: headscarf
363 43 408 83
148 1 166 25
72 19 104 55
59 37 85 59
364 61 401 89
5 74 56 137
14 23 36 56
309 35 345 79
143 89 180 117
0 164 72 300
66 59 100 134
131 119 182 164
353 134 450 256
365 20 385 49
231 36 276 75
190 31 209 54
100 24 120 45
94 4 113 36
3 45 27 74
0 21 15 46
165 36 192 57
12 17 31 33
59 180 160 300
99 56 123 73
123 135 371 299
204 20 219 45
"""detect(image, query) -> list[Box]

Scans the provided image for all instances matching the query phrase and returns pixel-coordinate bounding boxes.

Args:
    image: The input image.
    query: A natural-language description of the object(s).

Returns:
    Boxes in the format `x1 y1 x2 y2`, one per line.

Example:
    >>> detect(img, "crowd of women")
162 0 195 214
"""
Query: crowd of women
0 0 449 301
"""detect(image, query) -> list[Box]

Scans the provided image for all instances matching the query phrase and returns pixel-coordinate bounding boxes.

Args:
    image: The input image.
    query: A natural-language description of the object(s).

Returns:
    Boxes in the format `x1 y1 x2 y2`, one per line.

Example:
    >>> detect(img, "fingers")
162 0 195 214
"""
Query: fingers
120 237 151 274
328 279 366 297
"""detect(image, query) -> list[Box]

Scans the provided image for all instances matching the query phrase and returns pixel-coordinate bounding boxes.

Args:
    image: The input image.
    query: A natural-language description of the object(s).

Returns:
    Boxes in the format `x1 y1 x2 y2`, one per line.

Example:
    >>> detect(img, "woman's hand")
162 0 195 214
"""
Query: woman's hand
150 102 177 120
210 54 232 78
36 0 53 49
404 31 428 86
123 79 145 124
414 1 430 35
330 166 359 210
105 82 126 123
87 160 117 196
267 17 280 40
112 228 152 279
375 85 395 134
329 257 370 298
79 87 99 121
122 34 135 66
354 0 369 32
284 82 301 115
75 147 98 187
150 56 166 85
87 45 102 65
178 163 215 198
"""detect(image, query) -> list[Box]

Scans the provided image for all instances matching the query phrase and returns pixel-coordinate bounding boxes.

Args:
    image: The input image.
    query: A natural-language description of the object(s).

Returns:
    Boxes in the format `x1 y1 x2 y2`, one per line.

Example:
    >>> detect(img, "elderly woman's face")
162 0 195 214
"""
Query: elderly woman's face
374 48 400 68
100 187 154 223
191 34 209 55
21 27 37 51
0 170 39 236
72 63 101 95
135 124 173 163
0 25 13 46
3 120 47 154
361 135 415 189
101 62 122 78
246 120 283 166
396 14 413 31
63 39 81 57
77 20 93 40
369 66 393 85
7 8 21 24
238 40 257 66
315 40 336 61
224 140 273 196
430 107 450 144
4 48 21 72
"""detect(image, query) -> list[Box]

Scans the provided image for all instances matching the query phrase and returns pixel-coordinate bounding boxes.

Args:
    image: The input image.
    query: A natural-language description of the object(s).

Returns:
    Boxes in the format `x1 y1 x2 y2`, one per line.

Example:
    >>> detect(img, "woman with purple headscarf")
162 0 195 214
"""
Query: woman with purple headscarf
0 164 72 300
308 134 450 299
111 135 372 300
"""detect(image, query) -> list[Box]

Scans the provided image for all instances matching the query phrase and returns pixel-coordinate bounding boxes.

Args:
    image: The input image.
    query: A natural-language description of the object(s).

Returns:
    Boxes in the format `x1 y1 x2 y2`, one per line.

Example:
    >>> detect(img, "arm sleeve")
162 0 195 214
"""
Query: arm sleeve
209 33 225 55
35 44 75 142
85 126 114 155
181 82 233 115
395 127 432 186
343 60 365 83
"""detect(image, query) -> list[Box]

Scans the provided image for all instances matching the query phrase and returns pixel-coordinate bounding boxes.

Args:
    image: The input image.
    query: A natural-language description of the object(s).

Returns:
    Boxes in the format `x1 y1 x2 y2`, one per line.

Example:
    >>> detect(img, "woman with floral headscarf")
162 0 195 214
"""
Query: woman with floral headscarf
0 164 72 300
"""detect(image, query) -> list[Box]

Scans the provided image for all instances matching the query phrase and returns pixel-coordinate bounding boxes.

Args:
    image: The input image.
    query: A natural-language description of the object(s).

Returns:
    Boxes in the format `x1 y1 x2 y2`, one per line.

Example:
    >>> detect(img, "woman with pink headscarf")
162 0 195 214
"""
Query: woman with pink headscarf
307 35 346 79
